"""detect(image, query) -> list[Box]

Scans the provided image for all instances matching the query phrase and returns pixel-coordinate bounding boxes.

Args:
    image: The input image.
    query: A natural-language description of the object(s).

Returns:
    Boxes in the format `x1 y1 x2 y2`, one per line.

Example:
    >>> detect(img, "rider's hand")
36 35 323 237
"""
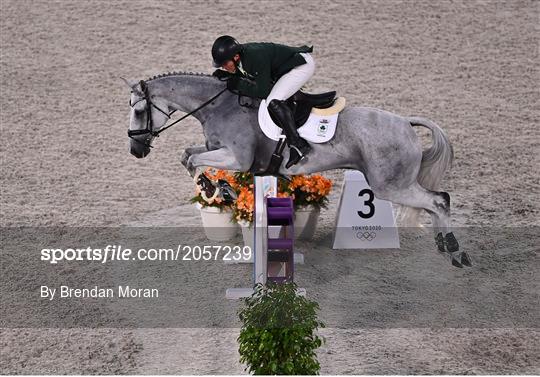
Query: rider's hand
212 69 232 80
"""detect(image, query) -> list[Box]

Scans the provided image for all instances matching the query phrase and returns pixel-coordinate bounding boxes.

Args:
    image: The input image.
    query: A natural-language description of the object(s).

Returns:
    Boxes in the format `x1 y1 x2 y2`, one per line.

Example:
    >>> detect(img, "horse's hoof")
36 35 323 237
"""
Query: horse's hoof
451 256 464 268
460 252 472 267
445 232 459 253
435 232 445 253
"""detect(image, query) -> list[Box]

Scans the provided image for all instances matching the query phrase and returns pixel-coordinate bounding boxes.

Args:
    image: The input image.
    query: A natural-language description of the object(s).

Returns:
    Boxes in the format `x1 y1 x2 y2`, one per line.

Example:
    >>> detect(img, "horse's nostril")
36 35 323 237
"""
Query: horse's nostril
130 146 142 158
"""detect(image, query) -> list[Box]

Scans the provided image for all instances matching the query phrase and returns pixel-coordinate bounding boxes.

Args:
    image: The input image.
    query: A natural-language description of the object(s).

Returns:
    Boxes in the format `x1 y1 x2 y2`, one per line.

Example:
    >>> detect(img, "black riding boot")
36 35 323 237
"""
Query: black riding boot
268 99 312 168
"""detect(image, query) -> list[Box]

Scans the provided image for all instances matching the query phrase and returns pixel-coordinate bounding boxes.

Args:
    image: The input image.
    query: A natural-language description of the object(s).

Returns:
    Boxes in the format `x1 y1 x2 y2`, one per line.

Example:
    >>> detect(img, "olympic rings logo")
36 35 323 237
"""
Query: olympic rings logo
356 231 377 241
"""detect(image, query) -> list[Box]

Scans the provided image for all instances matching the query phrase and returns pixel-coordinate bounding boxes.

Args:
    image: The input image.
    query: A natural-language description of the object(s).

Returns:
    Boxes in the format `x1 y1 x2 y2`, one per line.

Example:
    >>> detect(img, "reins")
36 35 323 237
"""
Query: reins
156 87 228 135
128 80 228 148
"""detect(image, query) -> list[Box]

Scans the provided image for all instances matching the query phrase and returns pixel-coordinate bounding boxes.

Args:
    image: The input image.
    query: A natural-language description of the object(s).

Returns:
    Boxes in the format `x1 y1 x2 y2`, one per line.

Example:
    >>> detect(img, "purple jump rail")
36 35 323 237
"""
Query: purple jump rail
266 197 295 283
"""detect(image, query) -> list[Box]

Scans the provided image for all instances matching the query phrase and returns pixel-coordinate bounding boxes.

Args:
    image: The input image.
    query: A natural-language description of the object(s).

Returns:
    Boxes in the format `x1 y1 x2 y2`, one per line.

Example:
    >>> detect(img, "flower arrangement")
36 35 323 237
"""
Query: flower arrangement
191 169 333 222
231 172 254 223
279 174 333 210
230 172 333 223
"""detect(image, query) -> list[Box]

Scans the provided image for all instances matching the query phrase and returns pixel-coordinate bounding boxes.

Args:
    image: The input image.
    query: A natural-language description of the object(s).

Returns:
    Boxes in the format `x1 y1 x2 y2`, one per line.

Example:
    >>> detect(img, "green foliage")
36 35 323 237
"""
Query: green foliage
238 282 325 375
286 187 329 211
233 171 254 187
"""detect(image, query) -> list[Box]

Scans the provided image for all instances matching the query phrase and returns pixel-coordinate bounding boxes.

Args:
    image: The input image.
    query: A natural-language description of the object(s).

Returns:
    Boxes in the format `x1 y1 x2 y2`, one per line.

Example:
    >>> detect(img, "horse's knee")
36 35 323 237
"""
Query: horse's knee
237 160 253 173
185 155 198 175
180 150 191 168
233 152 254 172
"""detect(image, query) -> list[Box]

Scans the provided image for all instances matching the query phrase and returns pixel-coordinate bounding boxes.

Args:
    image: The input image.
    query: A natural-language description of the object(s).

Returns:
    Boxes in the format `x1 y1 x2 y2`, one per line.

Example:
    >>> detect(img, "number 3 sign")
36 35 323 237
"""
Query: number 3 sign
332 170 400 249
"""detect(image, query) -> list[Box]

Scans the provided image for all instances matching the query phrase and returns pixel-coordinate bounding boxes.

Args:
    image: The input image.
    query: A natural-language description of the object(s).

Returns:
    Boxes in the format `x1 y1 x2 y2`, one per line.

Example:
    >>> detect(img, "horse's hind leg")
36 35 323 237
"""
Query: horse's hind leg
372 183 471 267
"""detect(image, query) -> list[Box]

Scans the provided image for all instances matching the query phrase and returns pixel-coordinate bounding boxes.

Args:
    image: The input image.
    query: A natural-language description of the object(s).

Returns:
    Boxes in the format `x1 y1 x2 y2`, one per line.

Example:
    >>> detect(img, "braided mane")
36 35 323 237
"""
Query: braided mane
146 71 213 82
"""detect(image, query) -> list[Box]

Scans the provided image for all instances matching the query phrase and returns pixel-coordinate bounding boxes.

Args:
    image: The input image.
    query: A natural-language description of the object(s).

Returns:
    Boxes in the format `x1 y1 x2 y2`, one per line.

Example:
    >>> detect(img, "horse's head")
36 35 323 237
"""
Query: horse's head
122 78 170 158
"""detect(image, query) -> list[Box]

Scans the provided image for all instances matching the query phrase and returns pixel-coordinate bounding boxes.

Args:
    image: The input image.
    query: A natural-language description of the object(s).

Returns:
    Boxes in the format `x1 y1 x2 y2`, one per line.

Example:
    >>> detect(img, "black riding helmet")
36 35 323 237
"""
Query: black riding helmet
212 35 242 68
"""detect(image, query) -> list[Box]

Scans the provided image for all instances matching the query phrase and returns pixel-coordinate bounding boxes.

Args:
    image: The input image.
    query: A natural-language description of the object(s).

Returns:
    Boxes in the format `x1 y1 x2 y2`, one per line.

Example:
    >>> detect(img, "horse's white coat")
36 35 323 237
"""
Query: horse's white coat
126 73 470 266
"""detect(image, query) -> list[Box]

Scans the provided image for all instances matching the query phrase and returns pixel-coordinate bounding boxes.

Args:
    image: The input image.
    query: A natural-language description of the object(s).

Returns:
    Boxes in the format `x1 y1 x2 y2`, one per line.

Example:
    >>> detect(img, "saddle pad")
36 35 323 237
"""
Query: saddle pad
258 97 346 143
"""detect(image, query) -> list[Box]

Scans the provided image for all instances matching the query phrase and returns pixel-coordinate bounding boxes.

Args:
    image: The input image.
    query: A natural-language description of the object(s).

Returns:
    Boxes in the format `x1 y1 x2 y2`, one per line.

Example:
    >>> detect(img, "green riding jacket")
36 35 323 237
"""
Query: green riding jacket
227 42 313 99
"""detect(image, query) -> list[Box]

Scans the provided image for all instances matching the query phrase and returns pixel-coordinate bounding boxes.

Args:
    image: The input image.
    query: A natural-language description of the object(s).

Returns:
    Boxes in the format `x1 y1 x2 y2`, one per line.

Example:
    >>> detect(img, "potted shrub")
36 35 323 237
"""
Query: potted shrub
191 168 238 241
238 282 325 375
279 175 333 240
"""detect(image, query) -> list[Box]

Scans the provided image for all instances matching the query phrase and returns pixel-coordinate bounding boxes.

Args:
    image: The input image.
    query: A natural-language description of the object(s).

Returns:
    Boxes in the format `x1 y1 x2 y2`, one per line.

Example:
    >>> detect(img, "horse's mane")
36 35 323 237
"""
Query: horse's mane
146 71 213 82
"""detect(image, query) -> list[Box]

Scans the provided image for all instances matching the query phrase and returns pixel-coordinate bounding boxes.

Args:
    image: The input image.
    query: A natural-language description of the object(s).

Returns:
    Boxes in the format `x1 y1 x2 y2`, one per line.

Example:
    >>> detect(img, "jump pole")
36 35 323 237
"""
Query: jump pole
225 176 305 299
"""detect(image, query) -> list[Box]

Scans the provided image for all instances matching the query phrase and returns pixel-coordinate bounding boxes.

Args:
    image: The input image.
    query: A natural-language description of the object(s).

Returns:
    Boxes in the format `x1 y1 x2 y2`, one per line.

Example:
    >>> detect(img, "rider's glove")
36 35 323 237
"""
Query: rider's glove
212 69 232 81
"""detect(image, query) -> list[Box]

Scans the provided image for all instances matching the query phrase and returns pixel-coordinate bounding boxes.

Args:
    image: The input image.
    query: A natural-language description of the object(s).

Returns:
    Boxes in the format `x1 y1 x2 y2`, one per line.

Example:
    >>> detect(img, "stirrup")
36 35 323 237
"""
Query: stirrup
285 145 309 169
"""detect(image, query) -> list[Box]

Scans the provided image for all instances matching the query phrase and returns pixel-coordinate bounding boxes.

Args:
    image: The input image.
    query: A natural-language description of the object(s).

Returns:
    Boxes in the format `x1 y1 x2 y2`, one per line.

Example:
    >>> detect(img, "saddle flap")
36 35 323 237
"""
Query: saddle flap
258 97 345 144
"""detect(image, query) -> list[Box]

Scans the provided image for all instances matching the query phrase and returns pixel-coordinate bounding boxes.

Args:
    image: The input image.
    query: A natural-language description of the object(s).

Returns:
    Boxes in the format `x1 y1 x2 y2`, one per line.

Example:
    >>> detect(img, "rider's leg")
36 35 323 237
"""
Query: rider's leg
267 99 311 168
266 53 315 168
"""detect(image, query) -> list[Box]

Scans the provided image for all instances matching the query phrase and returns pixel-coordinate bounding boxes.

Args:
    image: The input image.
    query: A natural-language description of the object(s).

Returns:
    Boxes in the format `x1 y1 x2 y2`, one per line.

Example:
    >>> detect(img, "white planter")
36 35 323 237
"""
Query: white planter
294 206 321 240
197 203 238 241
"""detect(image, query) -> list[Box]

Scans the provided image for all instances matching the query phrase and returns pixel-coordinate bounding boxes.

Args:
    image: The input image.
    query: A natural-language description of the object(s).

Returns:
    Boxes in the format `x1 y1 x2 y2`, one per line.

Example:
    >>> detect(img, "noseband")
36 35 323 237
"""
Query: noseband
128 80 227 149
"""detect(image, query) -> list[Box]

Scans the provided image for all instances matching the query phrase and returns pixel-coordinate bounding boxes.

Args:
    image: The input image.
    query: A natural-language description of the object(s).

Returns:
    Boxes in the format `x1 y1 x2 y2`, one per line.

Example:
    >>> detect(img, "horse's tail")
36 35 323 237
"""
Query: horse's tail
400 116 454 226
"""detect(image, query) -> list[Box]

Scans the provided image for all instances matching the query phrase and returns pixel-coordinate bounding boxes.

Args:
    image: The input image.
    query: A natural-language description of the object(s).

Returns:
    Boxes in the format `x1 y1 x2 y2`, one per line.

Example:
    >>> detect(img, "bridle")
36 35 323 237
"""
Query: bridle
128 80 228 148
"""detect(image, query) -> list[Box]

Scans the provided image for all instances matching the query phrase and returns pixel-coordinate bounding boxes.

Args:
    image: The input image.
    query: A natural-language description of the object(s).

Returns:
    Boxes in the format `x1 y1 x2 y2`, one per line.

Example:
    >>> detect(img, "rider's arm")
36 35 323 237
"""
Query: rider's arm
232 64 272 99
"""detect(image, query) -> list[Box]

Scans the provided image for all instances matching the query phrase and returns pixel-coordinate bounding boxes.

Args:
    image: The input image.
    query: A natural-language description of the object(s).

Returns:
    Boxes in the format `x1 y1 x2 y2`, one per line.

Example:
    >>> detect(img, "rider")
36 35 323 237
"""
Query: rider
211 35 314 169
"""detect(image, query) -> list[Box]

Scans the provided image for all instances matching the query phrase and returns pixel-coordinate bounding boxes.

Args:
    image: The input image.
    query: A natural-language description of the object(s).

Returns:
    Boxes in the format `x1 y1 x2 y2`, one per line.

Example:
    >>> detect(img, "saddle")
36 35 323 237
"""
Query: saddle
256 90 342 177
287 90 337 128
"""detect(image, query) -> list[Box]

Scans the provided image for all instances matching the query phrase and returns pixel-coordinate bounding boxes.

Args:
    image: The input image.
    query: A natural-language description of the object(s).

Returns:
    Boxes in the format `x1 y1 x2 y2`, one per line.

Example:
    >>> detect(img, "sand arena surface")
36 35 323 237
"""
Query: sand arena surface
1 0 538 374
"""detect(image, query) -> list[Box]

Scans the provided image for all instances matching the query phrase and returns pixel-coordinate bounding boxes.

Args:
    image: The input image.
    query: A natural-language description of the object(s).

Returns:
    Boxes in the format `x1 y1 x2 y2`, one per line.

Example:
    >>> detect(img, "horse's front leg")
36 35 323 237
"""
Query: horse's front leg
181 145 208 172
186 148 246 176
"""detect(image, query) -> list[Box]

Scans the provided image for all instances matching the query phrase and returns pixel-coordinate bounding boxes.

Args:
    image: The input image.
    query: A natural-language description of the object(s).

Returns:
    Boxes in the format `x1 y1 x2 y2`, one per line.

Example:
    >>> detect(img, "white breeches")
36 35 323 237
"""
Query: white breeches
266 52 315 102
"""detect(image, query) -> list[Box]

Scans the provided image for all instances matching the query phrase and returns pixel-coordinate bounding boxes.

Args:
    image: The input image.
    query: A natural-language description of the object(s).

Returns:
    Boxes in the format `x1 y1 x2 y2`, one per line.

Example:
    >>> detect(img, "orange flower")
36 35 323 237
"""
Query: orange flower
233 186 255 222
204 168 237 187
281 174 332 209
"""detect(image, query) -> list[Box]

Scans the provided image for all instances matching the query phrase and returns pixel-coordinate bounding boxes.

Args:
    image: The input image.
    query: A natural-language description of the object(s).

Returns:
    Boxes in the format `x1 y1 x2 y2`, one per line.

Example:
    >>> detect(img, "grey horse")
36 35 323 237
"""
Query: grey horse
123 72 471 268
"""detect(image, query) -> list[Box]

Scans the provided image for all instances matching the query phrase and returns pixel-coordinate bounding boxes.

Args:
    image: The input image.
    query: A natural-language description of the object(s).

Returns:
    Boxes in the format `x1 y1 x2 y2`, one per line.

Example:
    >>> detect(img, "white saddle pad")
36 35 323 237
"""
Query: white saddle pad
258 97 346 143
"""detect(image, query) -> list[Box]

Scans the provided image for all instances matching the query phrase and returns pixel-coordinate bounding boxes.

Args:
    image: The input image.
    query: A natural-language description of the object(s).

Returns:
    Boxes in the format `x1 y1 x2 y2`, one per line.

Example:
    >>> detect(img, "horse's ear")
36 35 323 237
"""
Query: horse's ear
120 77 138 89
